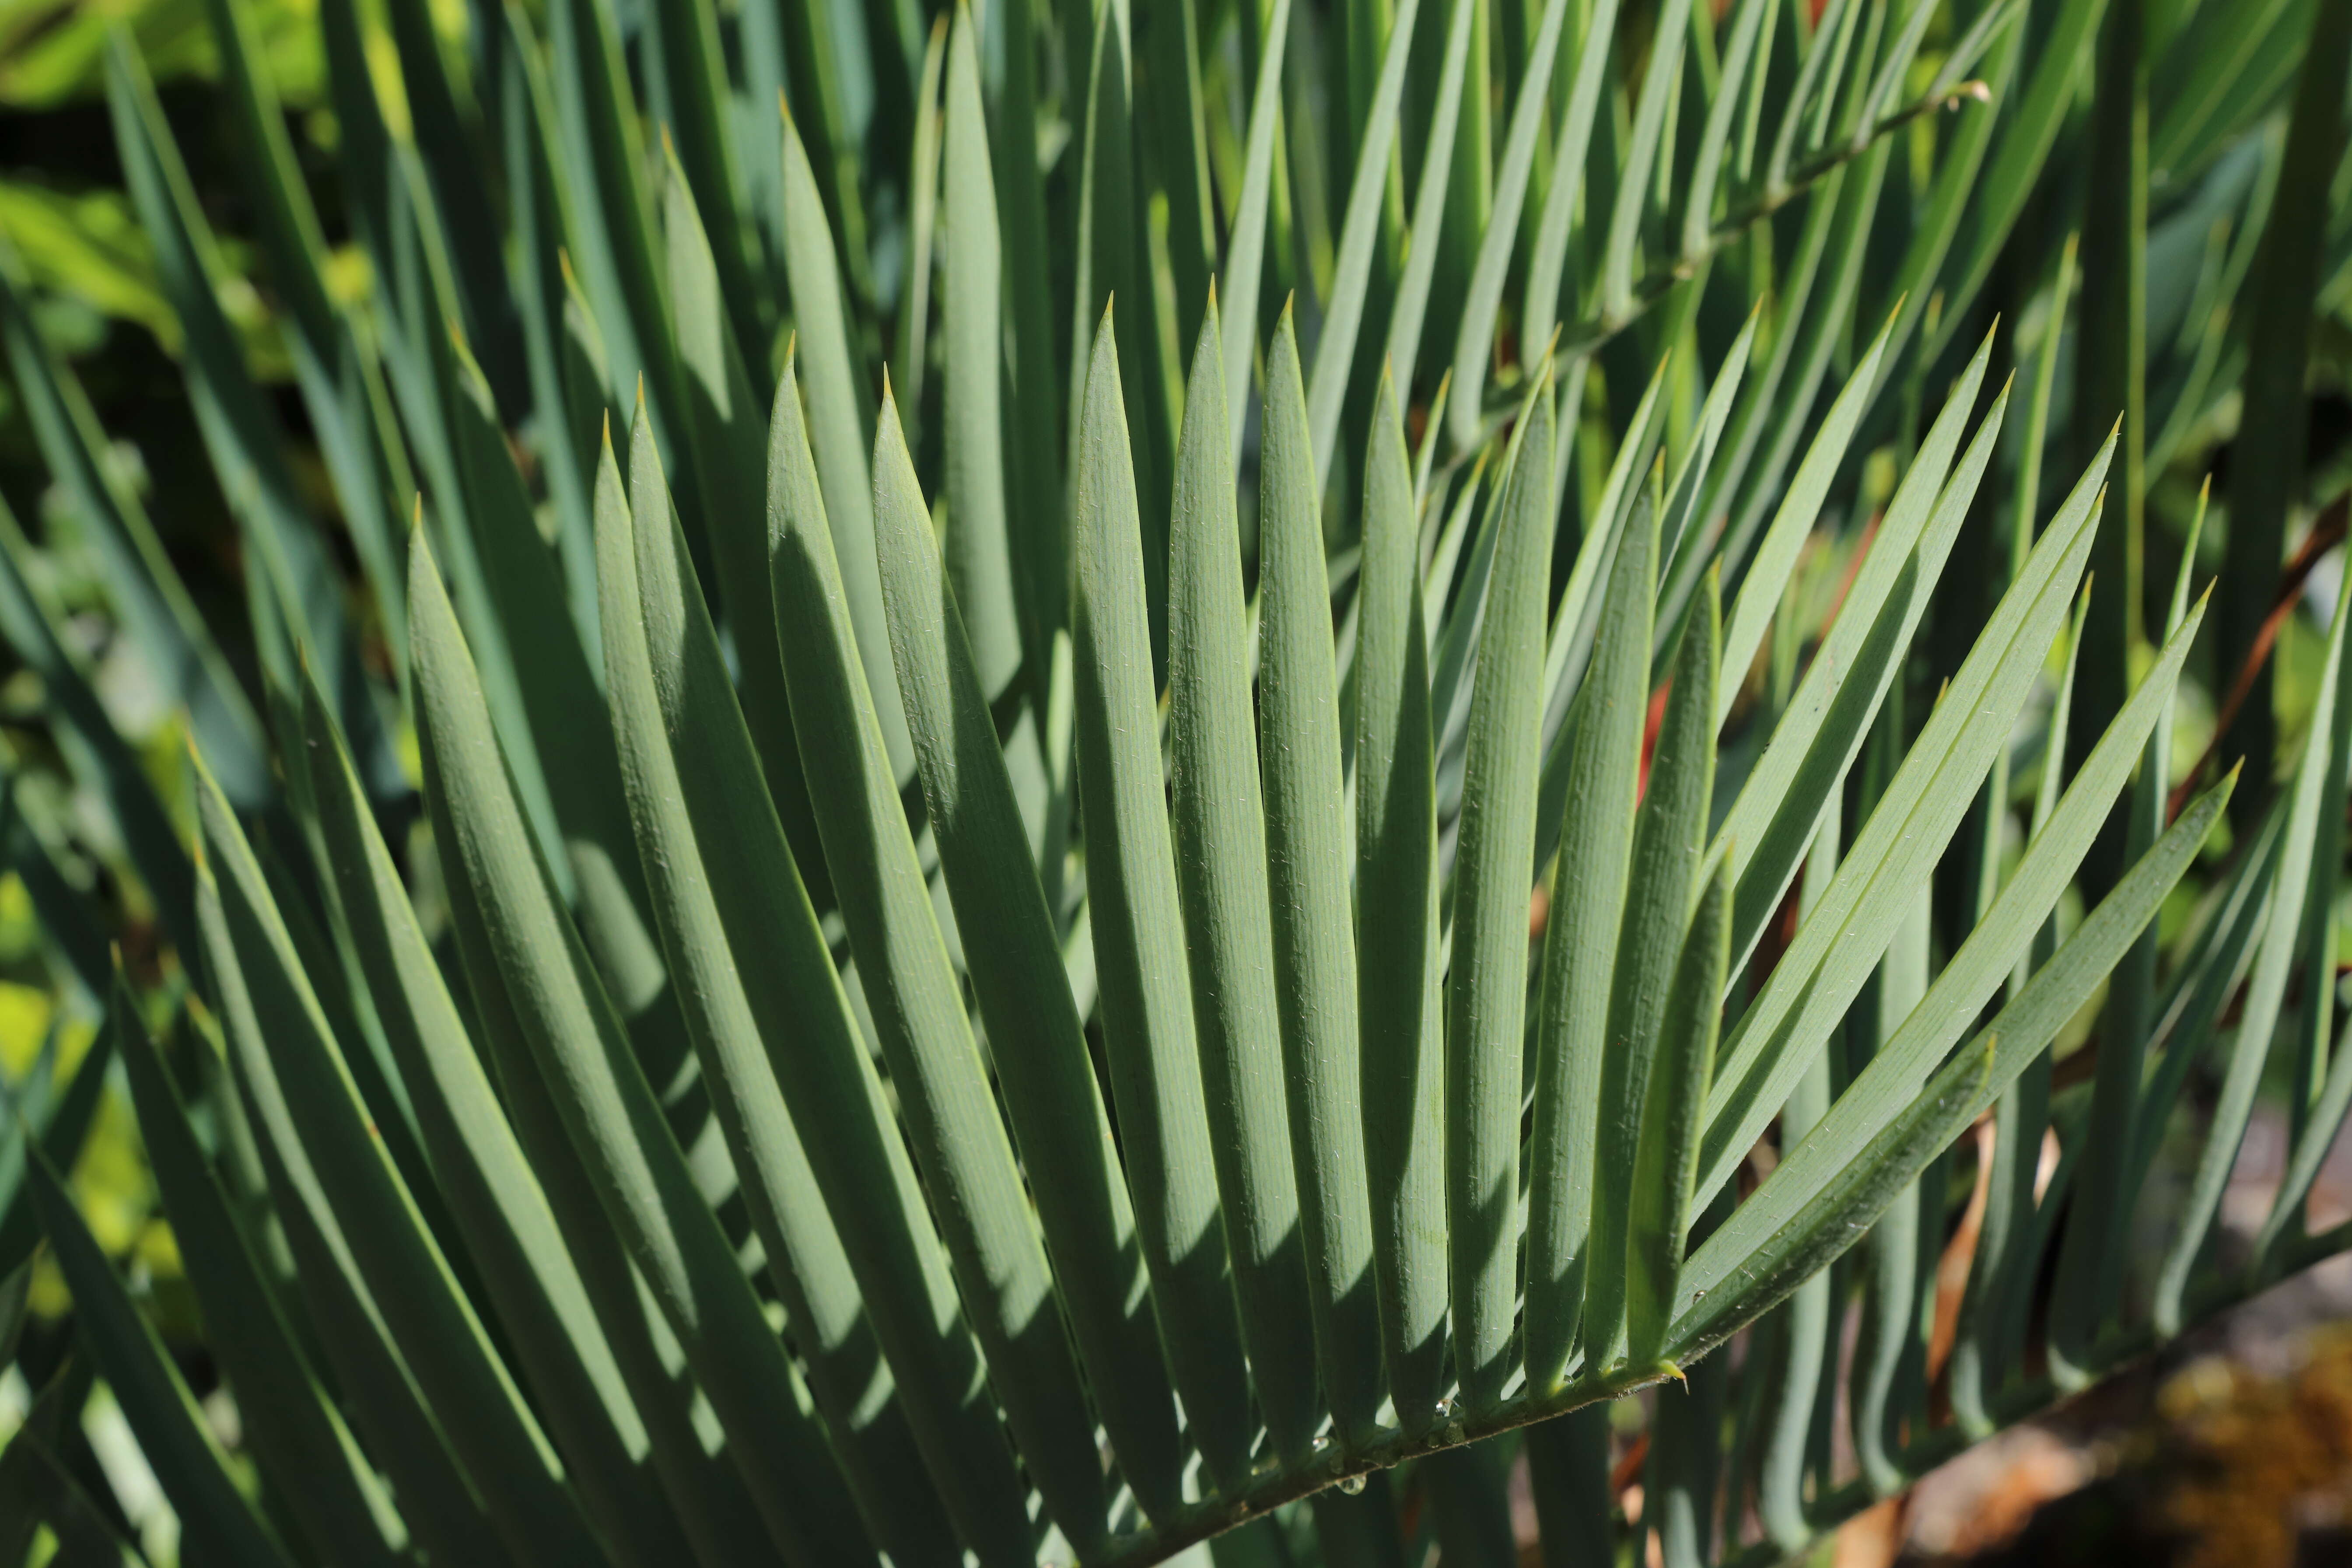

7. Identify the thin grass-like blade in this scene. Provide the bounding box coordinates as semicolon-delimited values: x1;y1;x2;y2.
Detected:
1445;364;1558;1411
985;1;1062;659
1960;581;2093;1420
2157;571;2352;1330
938;6;1023;698
1306;0;1423;483
192;746;606;1566
106;25;354;715
295;665;776;1567
1383;0;1476;398
1166;301;1320;1463
1925;0;2122;370
0;1025;112;1280
2049;551;2208;1384
1647;310;1760;663
1716;310;1900;721
1676;776;2236;1358
1428;462;1501;806
12;1422;140;1565
502;10;604;648
1069;1;1173;672
446;338;700;1140
26;1145;296;1567
897;21;945;430
1518;0;1624;371
870;342;1186;1522
1218;0;1293;469
382;0;520;400
2124;805;2282;1209
312;0;392;259
1754;804;1842;1546
1260;312;1383;1445
111;980;409;1567
1538;357;1668;736
0;1343;89;1560
1679;0;1776;260
644;0;760;364
1071;306;1257;1493
1715;115;1894;589
1624;856;1732;1367
410;529;864;1566
544;0;682;452
1715;341;2002;972
1355;365;1448;1435
776;103;910;780
190;911;509;1566
2256;743;2352;1274
1862;10;2021;401
655;158;837;906
1698;439;2115;1209
2216;0;2352;874
1597;0;1695;321
0;1024;75;1274
1582;577;1720;1369
778;377;1109;1550
1847;779;1932;1498
602;424;969;1567
1524;481;1659;1393
196;0;412;684
1445;0;1572;451
0;778;108;1005
1796;603;2207;1269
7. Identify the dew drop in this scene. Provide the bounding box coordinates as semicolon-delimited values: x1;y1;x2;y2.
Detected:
1337;1474;1367;1496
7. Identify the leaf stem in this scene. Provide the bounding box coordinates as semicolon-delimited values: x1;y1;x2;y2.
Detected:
1093;1359;1681;1566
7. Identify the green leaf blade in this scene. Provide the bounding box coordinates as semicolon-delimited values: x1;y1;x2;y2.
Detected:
1444;366;1559;1411
1524;478;1660;1394
26;1142;297;1568
940;6;1023;700
410;526;864;1567
191;743;606;1568
870;331;1188;1521
110;980;410;1568
1581;575;1720;1370
1071;307;1258;1493
1354;366;1448;1435
1165;302;1320;1464
1259;311;1383;1446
